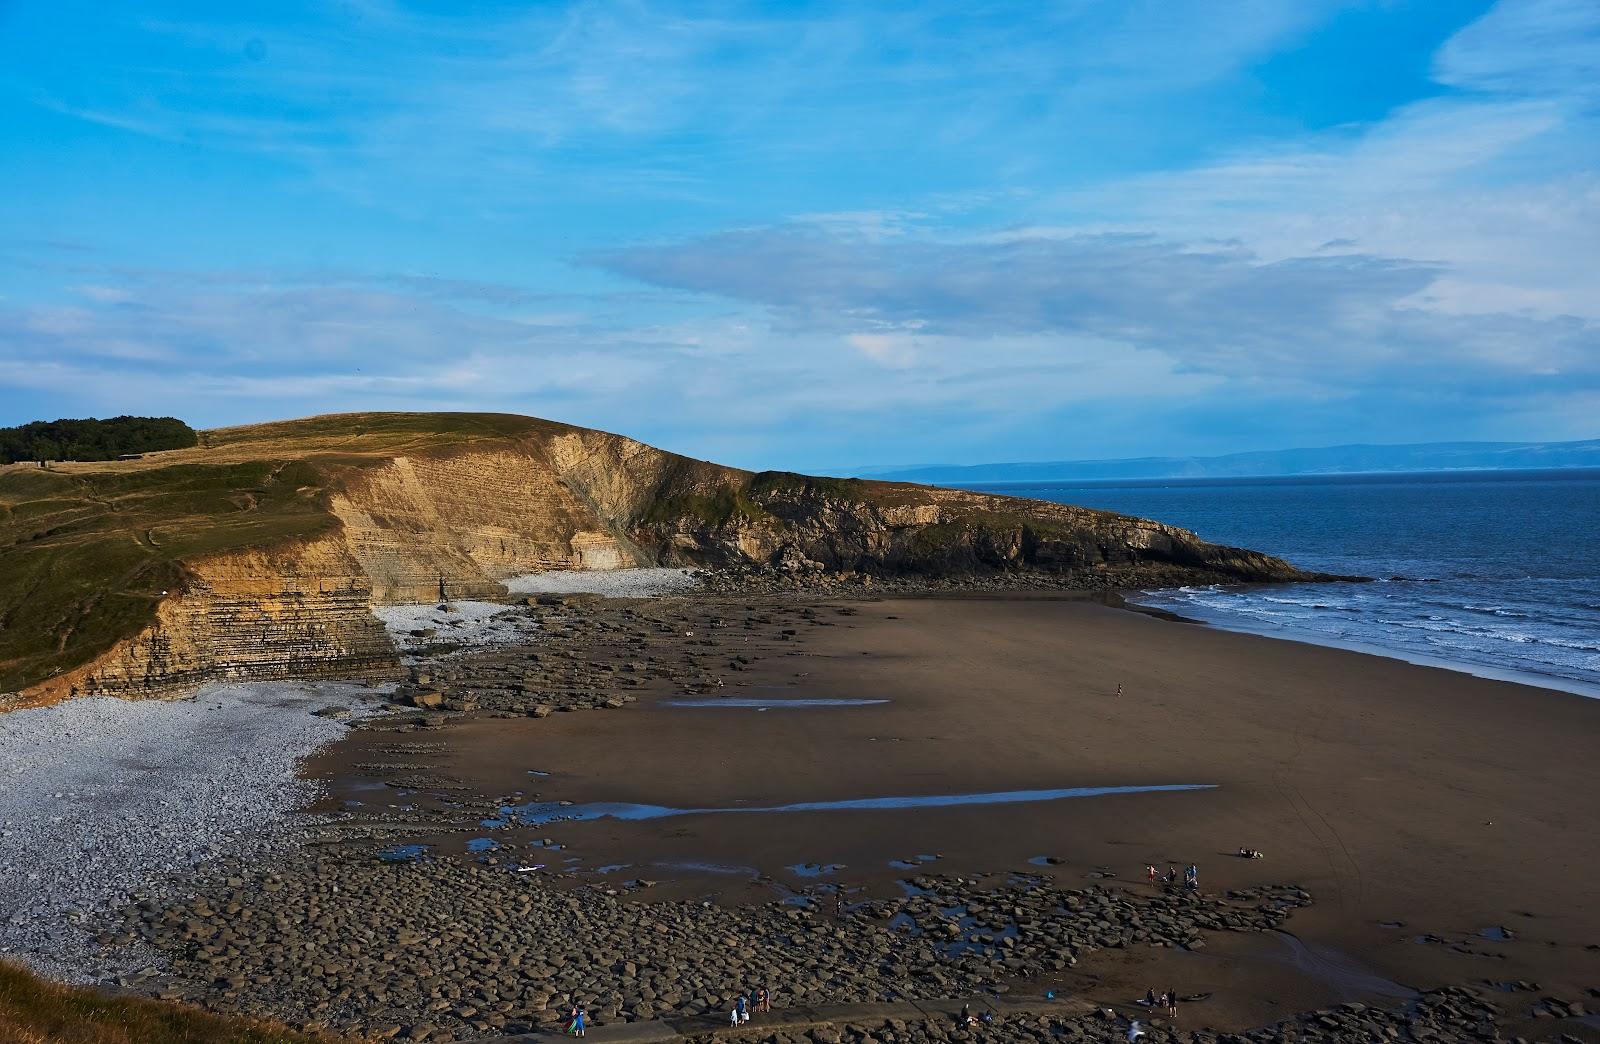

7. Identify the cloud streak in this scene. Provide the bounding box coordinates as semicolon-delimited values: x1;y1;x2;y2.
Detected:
590;226;1598;391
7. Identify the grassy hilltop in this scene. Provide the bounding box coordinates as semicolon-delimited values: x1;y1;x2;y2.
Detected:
0;412;1313;698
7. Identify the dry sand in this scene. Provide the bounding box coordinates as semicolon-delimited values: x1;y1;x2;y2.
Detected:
320;594;1600;1030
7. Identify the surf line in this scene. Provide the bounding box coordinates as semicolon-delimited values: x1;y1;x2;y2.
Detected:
489;784;1217;827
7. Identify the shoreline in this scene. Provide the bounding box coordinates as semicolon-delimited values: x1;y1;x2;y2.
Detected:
1126;590;1600;700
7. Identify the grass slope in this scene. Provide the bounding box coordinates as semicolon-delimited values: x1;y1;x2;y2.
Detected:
0;960;352;1044
0;461;336;694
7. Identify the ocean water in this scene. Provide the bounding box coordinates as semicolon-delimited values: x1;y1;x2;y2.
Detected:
972;469;1600;697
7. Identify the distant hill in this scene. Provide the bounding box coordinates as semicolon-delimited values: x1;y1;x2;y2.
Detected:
0;415;197;465
0;411;1316;704
857;439;1600;485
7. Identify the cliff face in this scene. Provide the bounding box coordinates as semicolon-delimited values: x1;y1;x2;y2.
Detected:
35;534;395;703
1;412;1316;706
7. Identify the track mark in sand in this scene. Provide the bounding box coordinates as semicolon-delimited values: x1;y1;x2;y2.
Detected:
1273;697;1366;914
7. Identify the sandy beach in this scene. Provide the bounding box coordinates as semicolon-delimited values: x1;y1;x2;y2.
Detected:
293;590;1600;1036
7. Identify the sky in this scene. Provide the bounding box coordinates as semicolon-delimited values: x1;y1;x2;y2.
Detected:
1;0;1596;472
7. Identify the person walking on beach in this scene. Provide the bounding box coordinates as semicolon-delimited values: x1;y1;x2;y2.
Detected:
757;987;770;1014
1145;864;1157;885
1165;866;1177;888
1167;990;1178;1018
737;994;750;1024
1185;864;1199;892
569;1007;587;1037
1116;682;1123;698
1144;987;1156;1008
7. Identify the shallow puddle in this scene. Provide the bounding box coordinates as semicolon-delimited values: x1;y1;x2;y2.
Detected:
491;784;1215;827
650;860;760;877
889;854;940;869
661;698;889;708
378;844;432;863
787;862;845;877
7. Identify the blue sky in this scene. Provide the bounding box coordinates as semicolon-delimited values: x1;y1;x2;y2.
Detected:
1;0;1596;471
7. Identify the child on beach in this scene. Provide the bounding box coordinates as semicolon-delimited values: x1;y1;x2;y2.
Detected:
568;1007;586;1037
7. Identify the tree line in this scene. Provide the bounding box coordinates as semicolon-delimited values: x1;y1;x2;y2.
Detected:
0;416;198;465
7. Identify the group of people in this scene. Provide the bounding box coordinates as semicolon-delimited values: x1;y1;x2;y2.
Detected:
1142;987;1179;1017
730;988;773;1026
1144;863;1200;892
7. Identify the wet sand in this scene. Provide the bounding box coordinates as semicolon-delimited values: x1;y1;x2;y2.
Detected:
315;594;1600;1031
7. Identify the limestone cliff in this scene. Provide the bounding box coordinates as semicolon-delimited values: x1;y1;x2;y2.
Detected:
0;412;1318;706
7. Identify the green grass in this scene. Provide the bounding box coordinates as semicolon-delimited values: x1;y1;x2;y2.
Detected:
638;484;772;527
0;959;353;1044
203;411;556;450
748;471;869;501
0;460;338;694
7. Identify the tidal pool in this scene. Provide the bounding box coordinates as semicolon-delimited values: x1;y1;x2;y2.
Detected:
490;784;1215;827
787;862;846;877
662;698;889;708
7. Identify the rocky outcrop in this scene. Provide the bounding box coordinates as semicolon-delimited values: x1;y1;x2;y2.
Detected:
4;413;1322;705
629;471;1306;583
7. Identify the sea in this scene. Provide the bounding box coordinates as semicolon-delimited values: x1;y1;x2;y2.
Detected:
971;469;1600;699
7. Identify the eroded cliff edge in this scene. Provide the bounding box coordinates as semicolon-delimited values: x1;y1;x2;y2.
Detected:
0;412;1319;706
